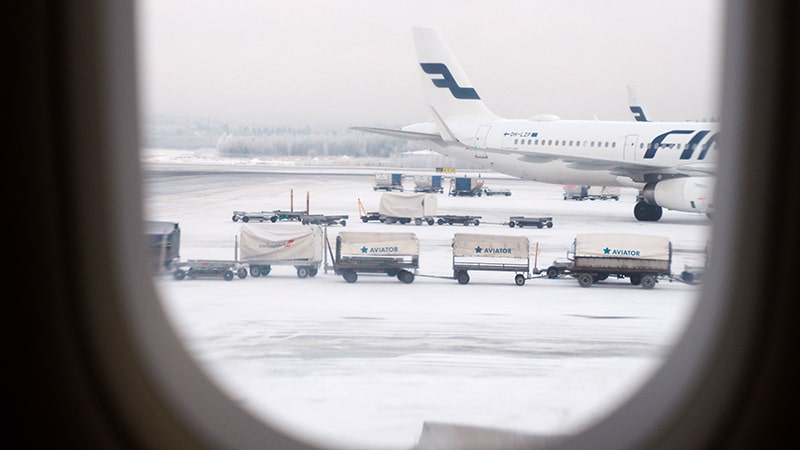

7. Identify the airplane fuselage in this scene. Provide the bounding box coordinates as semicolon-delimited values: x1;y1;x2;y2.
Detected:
436;118;718;187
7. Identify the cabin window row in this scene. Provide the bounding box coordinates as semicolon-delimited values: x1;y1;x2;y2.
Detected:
513;138;618;148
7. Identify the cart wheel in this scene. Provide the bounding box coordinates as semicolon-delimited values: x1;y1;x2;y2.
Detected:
437;218;445;225
340;220;347;227
242;216;249;223
173;269;186;280
249;266;260;277
456;271;470;285
343;270;358;283
508;222;515;228
473;219;480;226
546;221;553;228
641;275;656;289
537;223;543;228
224;270;234;281
362;217;369;223
427;218;434;225
398;270;415;284
232;215;239;222
296;266;309;278
237;268;247;279
630;274;642;286
515;274;526;286
415;218;423;226
546;266;560;279
270;216;277;223
386;269;398;277
577;273;593;287
309;267;318;277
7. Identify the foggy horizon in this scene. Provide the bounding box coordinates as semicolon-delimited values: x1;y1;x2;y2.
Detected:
137;0;723;131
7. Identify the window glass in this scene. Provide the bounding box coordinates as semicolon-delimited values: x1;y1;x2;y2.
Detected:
138;1;721;448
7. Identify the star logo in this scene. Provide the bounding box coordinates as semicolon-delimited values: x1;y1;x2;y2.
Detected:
603;247;611;254
360;246;368;253
474;246;482;254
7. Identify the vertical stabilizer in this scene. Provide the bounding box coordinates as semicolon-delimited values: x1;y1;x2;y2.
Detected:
413;27;500;123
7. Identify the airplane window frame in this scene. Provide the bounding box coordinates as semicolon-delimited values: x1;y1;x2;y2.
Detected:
17;0;797;449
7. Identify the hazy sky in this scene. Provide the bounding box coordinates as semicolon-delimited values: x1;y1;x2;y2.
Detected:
136;0;724;129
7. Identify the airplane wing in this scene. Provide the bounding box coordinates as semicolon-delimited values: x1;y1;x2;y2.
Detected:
349;127;445;146
481;147;715;181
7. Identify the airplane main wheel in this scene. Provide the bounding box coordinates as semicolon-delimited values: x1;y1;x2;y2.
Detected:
634;201;663;221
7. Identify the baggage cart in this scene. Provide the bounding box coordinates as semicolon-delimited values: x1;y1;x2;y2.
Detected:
451;233;531;285
507;216;554;228
448;176;484;196
435;214;482;226
331;231;419;283
378;192;437;225
546;233;672;289
239;223;324;278
373;172;404;191
413;174;444;193
301;213;349;226
173;260;248;281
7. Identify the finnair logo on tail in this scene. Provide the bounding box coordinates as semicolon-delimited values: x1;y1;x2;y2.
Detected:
420;63;480;100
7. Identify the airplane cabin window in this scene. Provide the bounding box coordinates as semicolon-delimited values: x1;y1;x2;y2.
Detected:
131;1;745;449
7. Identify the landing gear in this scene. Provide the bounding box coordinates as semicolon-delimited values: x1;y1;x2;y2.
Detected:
634;201;663;222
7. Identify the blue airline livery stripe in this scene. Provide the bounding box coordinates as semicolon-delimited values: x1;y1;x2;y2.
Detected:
420;63;480;100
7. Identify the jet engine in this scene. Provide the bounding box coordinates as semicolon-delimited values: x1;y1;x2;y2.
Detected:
641;177;714;213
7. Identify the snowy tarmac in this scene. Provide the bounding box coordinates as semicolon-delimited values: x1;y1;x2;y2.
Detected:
143;155;710;449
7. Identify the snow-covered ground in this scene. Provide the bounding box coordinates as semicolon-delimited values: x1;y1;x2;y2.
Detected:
143;149;710;449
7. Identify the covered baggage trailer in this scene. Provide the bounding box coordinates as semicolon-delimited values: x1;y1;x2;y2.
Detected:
548;233;672;289
374;172;404;191
173;260;247;281
145;220;181;273
378;192;437;225
333;231;419;283
507;216;554;228
452;233;531;286
448;176;484;196
413;174;444;193
239;223;324;278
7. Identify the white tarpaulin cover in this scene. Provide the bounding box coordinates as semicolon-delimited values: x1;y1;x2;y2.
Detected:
574;233;671;260
452;233;530;259
239;223;323;262
338;232;419;257
378;192;437;218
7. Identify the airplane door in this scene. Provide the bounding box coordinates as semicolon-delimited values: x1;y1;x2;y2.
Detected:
473;126;490;158
624;135;639;161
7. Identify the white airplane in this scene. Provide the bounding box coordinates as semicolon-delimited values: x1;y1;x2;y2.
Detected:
352;27;718;221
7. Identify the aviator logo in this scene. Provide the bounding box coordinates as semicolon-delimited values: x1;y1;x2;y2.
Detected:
420;63;480;100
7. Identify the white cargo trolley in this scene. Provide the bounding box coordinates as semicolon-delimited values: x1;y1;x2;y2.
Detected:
239;223;323;278
451;233;532;286
332;231;419;283
547;233;672;289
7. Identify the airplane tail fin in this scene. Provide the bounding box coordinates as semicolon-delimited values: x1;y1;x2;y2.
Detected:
413;27;500;124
